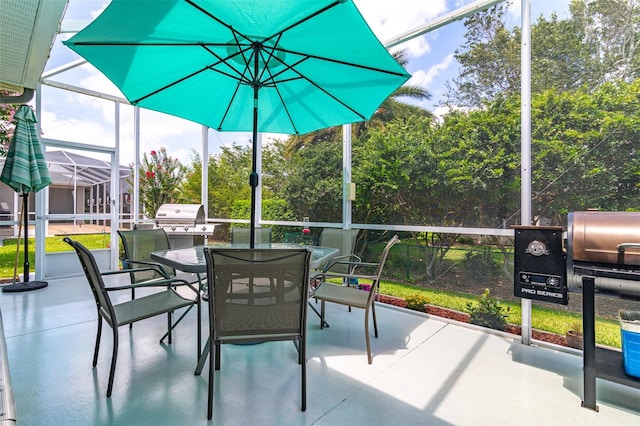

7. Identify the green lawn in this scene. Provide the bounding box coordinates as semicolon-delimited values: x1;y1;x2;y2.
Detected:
379;280;621;348
0;234;111;278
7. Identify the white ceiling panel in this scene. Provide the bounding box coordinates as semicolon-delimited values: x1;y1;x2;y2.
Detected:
0;0;68;92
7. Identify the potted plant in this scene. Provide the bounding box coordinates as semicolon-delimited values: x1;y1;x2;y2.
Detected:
565;320;583;349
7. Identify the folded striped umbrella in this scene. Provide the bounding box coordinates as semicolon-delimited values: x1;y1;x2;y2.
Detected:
1;105;51;194
1;105;51;292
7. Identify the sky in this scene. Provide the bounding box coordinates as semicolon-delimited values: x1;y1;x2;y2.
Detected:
38;0;571;166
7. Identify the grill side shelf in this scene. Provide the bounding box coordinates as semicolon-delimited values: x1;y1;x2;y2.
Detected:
581;276;640;412
595;347;640;388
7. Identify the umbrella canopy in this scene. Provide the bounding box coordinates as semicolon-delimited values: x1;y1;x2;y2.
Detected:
64;0;411;246
1;105;52;194
0;105;52;291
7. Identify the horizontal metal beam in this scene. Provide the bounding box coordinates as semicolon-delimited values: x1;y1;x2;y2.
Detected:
383;0;506;48
259;219;515;237
41;138;116;154
40;78;128;104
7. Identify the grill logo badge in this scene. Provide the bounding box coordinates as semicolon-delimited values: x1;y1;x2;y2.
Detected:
526;240;549;256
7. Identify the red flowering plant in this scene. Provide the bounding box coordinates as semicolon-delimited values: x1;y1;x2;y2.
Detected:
0;91;19;156
131;147;185;218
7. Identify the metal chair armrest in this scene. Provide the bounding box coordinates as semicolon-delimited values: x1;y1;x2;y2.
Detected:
104;276;198;295
321;254;361;272
120;259;172;278
102;266;166;278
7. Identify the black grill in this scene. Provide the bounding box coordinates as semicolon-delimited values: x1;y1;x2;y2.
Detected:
567;211;640;298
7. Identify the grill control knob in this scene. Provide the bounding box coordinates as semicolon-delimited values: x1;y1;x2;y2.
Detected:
171;225;176;231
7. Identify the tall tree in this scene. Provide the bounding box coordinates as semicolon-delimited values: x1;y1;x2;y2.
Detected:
446;3;520;107
180;140;294;220
530;80;640;219
283;140;343;223
284;49;432;157
569;0;640;83
447;0;640;107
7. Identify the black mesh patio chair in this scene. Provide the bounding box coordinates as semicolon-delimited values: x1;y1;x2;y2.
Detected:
118;228;178;281
64;237;198;398
312;235;400;364
314;228;360;274
197;248;311;420
118;228;203;350
230;226;272;244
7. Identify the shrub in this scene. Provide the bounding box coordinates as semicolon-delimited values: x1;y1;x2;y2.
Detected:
457;236;475;245
405;294;430;312
465;288;509;330
462;248;498;280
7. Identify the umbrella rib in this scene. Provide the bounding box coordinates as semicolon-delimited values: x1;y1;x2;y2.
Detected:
276;48;408;78
260;53;368;121
217;83;243;130
201;43;253;84
184;1;263;86
270;83;300;135
285;70;368;121
185;0;256;48
261;0;345;47
133;64;216;104
255;34;284;84
133;46;252;103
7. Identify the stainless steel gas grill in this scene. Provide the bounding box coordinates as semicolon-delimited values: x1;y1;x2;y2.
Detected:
565;211;640;411
154;204;216;249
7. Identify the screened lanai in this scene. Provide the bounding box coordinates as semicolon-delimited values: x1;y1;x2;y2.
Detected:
0;0;602;349
2;0;640;423
0;150;131;231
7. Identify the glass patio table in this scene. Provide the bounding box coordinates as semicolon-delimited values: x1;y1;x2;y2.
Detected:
150;243;338;273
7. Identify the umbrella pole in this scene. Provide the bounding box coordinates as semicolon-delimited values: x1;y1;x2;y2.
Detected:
3;193;48;292
249;50;260;249
11;202;24;284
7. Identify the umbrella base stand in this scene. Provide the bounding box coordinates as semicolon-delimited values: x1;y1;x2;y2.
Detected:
2;280;48;293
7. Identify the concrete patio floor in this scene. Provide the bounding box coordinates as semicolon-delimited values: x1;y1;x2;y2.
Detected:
1;276;638;425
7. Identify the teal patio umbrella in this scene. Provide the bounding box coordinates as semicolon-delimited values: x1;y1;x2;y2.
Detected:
64;0;410;247
1;105;52;292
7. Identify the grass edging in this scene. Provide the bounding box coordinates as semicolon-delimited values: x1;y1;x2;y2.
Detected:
379;280;621;349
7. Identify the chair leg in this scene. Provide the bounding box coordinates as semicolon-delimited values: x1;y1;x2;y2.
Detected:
372;302;378;338
166;312;173;344
301;336;307;412
215;342;221;371
320;301;326;329
197;294;202;358
107;326;119;397
194;338;210;376
207;337;214;420
129;288;135;330
93;316;103;367
160;305;195;344
364;307;372;364
308;300;330;328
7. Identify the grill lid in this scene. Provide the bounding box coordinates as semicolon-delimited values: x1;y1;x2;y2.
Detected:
155;204;205;224
569;211;640;266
